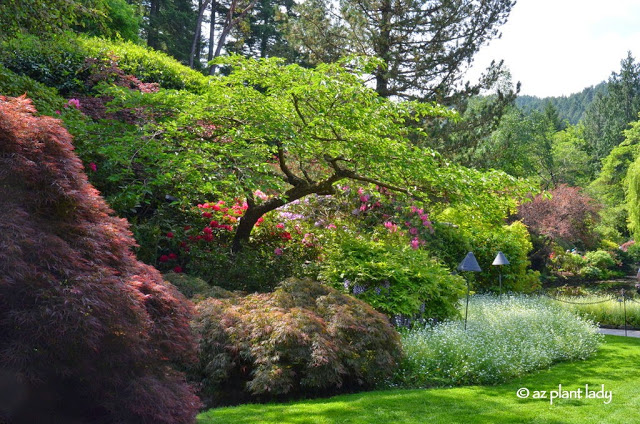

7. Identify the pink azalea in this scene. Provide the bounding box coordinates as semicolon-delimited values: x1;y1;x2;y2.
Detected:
410;238;420;250
67;98;81;109
88;162;97;172
274;247;283;256
254;189;269;200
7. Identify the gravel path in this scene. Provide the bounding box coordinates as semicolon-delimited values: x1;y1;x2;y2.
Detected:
599;328;640;338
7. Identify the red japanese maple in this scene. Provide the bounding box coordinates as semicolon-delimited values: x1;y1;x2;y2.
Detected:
0;96;200;423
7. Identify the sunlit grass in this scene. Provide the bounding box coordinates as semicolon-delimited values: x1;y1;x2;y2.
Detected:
198;336;640;424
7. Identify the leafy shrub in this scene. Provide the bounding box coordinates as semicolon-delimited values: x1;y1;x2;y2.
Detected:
395;295;603;387
460;222;540;293
319;231;466;319
551;251;587;274
0;64;65;115
1;33;210;96
0;33;88;95
163;272;222;300
192;278;402;406
584;249;616;270
0;96;199;423
578;265;603;279
78;36;211;92
77;0;141;42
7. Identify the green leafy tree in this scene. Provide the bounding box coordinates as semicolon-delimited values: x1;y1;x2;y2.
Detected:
590;119;640;240
77;0;142;41
583;52;640;166
88;55;530;253
551;124;592;187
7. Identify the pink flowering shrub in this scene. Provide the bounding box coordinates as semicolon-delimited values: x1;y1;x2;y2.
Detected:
155;199;321;292
0;96;199;424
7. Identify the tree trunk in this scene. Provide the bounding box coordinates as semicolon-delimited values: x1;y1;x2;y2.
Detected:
231;199;285;253
208;0;217;63
189;0;211;68
374;0;392;98
147;0;161;49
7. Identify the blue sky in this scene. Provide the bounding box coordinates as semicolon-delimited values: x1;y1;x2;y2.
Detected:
468;0;640;97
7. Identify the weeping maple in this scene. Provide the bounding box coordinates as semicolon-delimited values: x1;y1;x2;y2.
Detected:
0;96;199;423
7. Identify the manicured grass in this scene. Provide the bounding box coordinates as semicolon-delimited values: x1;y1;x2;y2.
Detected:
198;335;640;423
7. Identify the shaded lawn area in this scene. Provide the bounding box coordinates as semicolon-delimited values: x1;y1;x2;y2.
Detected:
198;335;640;423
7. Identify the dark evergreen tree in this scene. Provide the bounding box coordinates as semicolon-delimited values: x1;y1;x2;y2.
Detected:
285;0;515;102
141;0;199;65
583;52;640;167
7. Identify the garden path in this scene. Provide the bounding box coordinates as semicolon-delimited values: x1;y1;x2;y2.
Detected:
599;328;640;337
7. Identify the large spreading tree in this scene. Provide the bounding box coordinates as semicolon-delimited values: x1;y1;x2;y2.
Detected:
97;56;531;252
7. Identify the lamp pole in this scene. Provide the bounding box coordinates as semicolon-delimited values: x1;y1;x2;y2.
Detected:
492;251;510;298
457;252;482;330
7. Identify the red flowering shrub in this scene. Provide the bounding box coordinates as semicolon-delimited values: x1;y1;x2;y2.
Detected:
0;96;200;423
156;199;321;292
192;278;402;406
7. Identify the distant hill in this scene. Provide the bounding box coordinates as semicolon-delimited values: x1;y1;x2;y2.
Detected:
516;82;608;125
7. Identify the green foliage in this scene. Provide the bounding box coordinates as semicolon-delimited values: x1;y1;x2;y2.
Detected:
516;83;607;125
550;251;587;274
627;153;640;241
78;36;211;92
162;272;221;300
591;118;640;241
551;124;593;187
430;211;540;293
0;34;88;95
0;64;65;115
584;250;616;270
0;0;110;38
319;231;466;319
395;295;602;387
463;222;540;293
77;0;141;41
192;278;403;406
583;52;640;167
558;294;640;329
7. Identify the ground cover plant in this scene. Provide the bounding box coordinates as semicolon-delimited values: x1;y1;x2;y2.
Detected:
395;295;602;387
198;335;639;424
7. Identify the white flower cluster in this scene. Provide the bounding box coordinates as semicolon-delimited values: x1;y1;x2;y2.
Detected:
396;295;603;387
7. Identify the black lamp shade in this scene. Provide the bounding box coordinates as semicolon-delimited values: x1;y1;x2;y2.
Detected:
458;252;482;272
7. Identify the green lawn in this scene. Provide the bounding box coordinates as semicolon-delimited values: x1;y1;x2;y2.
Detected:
198;335;640;424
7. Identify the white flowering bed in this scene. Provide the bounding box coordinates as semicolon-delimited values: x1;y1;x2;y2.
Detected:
396;295;603;387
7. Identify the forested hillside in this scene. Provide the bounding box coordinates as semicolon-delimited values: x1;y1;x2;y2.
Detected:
516;82;607;125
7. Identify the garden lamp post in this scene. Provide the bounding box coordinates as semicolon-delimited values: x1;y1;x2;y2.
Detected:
492;251;510;298
457;252;482;330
